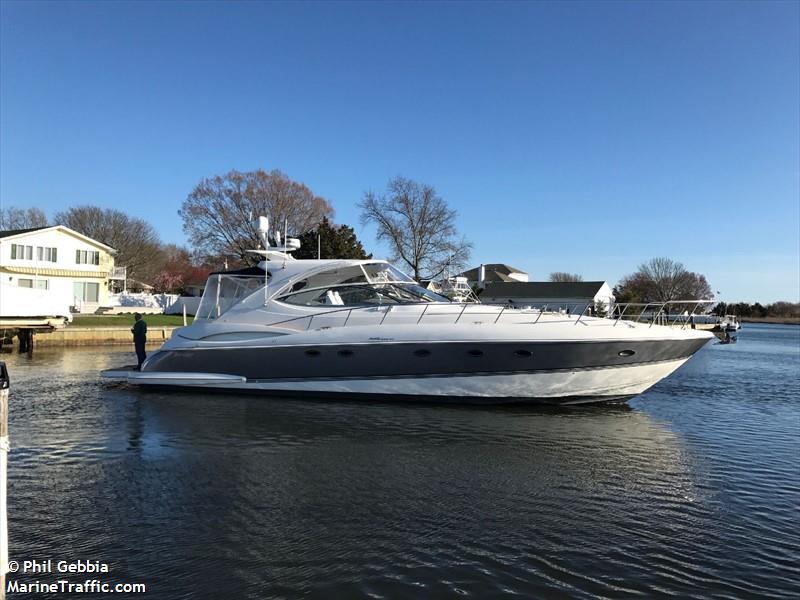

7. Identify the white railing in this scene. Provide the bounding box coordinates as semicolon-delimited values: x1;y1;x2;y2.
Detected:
264;300;714;332
608;300;715;329
108;266;127;280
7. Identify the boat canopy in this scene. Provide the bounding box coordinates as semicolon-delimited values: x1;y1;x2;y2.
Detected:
196;272;265;320
276;262;450;307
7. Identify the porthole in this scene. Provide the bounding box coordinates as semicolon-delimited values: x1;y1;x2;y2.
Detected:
338;349;354;357
467;349;484;357
305;349;321;357
514;349;533;358
413;349;431;357
618;350;635;357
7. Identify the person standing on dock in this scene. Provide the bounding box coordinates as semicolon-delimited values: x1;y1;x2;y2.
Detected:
131;313;147;370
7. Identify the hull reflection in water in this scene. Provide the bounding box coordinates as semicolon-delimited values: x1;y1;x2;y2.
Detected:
103;391;707;598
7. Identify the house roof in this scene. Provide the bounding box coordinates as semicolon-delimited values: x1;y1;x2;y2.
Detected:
0;227;50;239
481;281;610;299
459;263;527;282
0;225;117;253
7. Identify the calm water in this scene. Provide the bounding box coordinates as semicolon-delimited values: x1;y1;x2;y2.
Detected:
3;324;799;599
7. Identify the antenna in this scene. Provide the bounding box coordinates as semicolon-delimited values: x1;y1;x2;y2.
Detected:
256;216;269;305
283;218;288;268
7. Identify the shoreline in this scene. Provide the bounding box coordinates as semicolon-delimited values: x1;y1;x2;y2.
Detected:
740;317;800;325
1;319;797;351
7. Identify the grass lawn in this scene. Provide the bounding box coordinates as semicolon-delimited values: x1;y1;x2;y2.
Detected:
71;314;193;327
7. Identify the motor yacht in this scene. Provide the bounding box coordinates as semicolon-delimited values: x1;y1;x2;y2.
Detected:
103;220;713;404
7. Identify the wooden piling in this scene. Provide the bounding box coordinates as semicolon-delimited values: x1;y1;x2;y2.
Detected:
0;362;8;600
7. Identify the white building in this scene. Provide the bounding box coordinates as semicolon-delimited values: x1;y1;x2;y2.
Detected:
0;226;119;315
480;281;616;313
458;263;529;288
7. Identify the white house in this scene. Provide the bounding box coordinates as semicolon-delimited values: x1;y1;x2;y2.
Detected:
479;281;616;313
0;226;119;315
459;264;529;288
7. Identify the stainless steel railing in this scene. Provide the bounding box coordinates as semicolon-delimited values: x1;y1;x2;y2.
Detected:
263;299;714;332
608;300;715;329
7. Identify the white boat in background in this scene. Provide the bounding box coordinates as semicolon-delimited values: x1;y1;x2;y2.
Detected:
102;217;714;404
0;281;72;328
439;275;479;303
718;315;741;332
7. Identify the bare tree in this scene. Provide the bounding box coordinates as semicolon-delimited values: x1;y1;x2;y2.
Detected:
179;169;334;265
615;257;713;302
359;176;472;280
54;205;162;282
0;206;48;229
549;272;583;282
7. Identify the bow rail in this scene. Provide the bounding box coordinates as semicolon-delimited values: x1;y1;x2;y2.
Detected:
262;300;714;332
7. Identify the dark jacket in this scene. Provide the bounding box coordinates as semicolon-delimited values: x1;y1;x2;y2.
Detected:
132;320;147;345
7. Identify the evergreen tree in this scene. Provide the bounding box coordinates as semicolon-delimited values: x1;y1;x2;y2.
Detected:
294;217;371;260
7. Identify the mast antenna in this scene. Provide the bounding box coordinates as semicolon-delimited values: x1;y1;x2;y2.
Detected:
256;216;269;306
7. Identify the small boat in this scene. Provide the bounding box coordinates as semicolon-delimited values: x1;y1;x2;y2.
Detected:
718;315;741;332
102;217;714;404
439;275;479;303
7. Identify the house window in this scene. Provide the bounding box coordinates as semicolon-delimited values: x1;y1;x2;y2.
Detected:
19;279;49;290
10;244;34;260
75;250;100;265
35;246;58;262
73;281;99;303
17;277;50;290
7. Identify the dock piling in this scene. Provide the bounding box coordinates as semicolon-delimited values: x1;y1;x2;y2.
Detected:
0;362;9;600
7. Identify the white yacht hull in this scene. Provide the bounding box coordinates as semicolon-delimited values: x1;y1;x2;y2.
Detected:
106;356;689;404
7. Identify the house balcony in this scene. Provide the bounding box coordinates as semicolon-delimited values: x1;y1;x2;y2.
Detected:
109;266;127;281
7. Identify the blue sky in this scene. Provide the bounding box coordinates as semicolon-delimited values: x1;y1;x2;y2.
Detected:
1;0;798;303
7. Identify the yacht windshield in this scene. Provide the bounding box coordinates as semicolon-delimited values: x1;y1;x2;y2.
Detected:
277;262;448;307
279;282;449;307
363;263;414;283
195;274;265;319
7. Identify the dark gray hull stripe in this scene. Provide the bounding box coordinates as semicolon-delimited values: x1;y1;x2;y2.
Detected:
170;337;704;350
145;338;709;380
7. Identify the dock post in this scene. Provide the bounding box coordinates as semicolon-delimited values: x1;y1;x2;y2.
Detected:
0;361;9;600
17;330;33;355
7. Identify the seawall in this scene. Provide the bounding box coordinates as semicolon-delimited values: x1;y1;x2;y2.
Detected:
33;327;177;347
